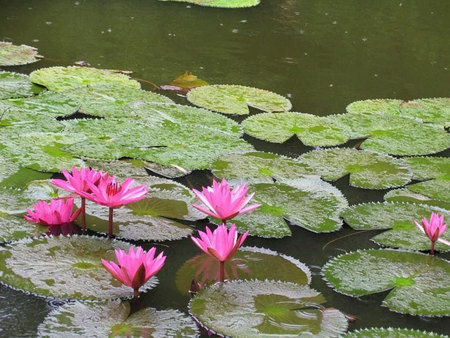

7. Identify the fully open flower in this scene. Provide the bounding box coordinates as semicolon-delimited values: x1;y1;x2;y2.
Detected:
192;178;260;223
191;224;248;282
414;212;449;254
24;198;81;226
101;246;166;298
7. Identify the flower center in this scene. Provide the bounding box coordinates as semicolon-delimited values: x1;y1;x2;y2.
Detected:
106;182;121;196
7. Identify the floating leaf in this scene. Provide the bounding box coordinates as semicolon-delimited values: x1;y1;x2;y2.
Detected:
86;159;149;178
404;157;450;180
343;327;449;338
346;99;403;115
384;188;450;211
342;201;450;251
190;280;348;337
211;151;311;184
322;249;450;316
230;177;348;237
176;246;311;294
187;85;291;115
0;71;34;99
408;179;450;203
0;212;47;242
143;161;191;178
299;148;411;189
0;42;41;66
0;236;158;300
30;66;140;92
159;0;260;8
161;72;209;92
243;112;349;146
61;84;172;118
0;155;21;185
400;98;450;126
38;300;199;337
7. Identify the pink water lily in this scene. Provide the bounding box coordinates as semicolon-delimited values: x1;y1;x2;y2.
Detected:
101;246;166;298
192;178;260;223
51;167;104;232
414;212;449;254
24;198;81;226
191;223;249;282
84;175;148;237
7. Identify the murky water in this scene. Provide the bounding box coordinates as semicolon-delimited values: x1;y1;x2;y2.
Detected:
1;0;450;336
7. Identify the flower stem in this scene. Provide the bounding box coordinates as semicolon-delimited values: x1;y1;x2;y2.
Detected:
219;261;225;282
431;241;435;255
108;207;114;238
133;288;139;299
81;197;86;232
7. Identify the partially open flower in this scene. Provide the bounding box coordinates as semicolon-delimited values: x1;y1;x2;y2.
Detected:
51;166;103;196
24;198;81;226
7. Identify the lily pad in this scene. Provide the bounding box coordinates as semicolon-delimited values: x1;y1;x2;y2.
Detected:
0;42;41;66
346;99;403;115
0;236;158;300
404;157;450;180
187;84;291;115
161;72;209;92
400;98;450;126
176;246;312;294
189;280;348;337
243;112;349;146
298;148;412;189
0;212;47;243
231;177;348;237
30;66;140;92
384;188;450;211
61;84;172;118
341;201;450;251
210;151;311;184
407;179;450;203
159;0;260;8
83;176;202;241
322;249;450;316
0;71;34;99
38;300;199;337
85;159;150;178
343;327;449;338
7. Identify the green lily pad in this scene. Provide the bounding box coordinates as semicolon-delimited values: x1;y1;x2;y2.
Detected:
211;151;311;184
343;327;449;338
404;157;450;180
346;99;403;115
408;179;450;203
0;132;86;172
342;201;450;251
0;71;34;99
30;66;140;92
322;249;450;316
384;188;450;211
61;84;172;118
0;167;52;189
0;42;41;66
38;300;199;337
298;148;412;189
189;280;348;337
176;246;311;294
0;212;47;243
84;176;202;241
231;177;348;237
0;236;158;300
400;98;450;126
159;0;260;8
165;72;209;91
187;85;291;115
85;159;149;178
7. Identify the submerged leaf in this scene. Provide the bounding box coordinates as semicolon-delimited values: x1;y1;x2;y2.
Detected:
0;42;41;66
161;72;209;92
189;280;348;337
187;84;291;115
0;71;34;99
322;249;450;316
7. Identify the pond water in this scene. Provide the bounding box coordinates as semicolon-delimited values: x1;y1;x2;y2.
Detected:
1;0;450;336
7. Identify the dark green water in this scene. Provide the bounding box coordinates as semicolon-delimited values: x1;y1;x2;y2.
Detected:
1;0;450;336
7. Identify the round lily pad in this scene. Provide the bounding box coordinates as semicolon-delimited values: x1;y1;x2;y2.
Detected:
404;157;450;180
30;66;140;92
322;249;450;316
189;280;348;337
187;84;291;115
343;327;449;338
61;84;172;118
400;98;450;126
176;246;311;294
231;177;348;237
407;179;450;203
0;42;41;66
0;236;158;300
159;0;260;8
85;159;149;178
346;99;403;115
384;188;450;211
38;300;199;337
298;148;412;189
0;212;47;243
211;151;311;184
242;112;349;146
341;201;450;251
0;71;34;99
